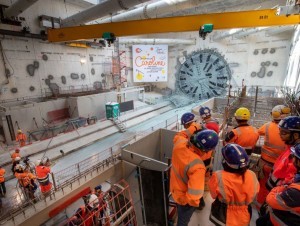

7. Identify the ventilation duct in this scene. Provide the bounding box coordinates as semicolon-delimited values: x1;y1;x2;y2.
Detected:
4;0;39;17
100;0;209;23
266;25;295;36
61;0;152;27
119;38;196;45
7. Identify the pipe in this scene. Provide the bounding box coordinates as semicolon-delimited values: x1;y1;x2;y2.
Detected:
100;0;208;23
119;38;196;45
61;0;152;27
99;0;264;24
266;25;295;36
234;27;268;39
4;0;39;17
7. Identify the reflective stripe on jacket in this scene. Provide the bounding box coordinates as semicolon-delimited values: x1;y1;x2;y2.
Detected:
170;137;206;207
226;125;259;153
208;170;260;226
36;166;51;186
15;172;36;187
258;122;286;164
173;122;202;143
266;146;297;191
11;153;21;162
266;181;300;226
0;168;5;183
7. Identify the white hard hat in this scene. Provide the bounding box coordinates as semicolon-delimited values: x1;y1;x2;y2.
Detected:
35;159;41;166
15;157;21;161
15;164;24;171
88;194;99;208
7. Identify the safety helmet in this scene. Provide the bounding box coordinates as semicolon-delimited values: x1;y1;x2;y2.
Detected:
278;116;300;132
17;129;22;133
271;105;291;120
95;185;102;191
15;164;24;171
199;106;211;119
222;144;249;169
181;112;195;125
191;129;219;151
15;148;20;152
234;107;250;120
35;159;41;166
291;144;300;160
15;157;21;162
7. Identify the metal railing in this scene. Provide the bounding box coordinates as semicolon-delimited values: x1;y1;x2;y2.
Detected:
0;115;179;224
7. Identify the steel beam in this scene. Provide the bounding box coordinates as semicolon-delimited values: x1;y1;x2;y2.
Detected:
48;9;299;42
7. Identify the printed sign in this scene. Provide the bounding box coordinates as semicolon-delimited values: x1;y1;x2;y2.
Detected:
133;45;168;82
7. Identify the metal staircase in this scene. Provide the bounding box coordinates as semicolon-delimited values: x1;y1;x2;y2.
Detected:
113;114;127;132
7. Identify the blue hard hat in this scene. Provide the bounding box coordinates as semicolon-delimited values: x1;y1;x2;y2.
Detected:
181;112;195;125
278;116;300;132
191;129;219;151
291;143;300;160
199;106;211;119
94;185;102;191
222;144;249;169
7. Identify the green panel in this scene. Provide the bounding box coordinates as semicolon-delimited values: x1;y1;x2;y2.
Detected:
105;102;120;119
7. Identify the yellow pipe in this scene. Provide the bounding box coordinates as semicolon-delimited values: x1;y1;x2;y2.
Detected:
48;9;299;42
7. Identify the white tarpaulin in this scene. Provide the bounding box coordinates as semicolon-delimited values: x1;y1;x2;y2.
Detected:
132;45;168;82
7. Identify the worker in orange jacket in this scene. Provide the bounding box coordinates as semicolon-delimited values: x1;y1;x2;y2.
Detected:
257;143;300;226
16;129;27;147
199;106;220;134
14;164;37;200
256;105;290;210
174;112;202;143
208;144;259;226
225;107;259;155
171;129;219;226
35;158;52;195
266;116;300;192
11;148;21;163
0;166;6;197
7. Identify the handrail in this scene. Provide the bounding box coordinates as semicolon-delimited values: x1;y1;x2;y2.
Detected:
0;115;179;223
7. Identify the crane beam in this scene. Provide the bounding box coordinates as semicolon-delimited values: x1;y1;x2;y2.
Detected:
48;9;299;42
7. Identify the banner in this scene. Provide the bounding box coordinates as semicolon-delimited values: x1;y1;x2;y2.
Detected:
133;45;168;82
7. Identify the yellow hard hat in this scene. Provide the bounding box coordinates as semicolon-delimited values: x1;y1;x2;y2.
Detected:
234;107;250;120
17;129;22;133
271;105;291;120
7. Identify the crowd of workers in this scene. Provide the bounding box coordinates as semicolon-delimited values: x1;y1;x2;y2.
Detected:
6;149;53;202
67;185;109;226
170;105;300;226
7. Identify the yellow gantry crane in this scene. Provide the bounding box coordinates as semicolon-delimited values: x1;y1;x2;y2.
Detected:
48;9;299;42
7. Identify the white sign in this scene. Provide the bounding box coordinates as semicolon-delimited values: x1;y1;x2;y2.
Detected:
133;45;168;82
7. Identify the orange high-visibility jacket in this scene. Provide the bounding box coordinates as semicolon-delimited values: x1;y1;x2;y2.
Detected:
11;152;21;162
15;172;36;187
170;137;206;207
209;170;260;226
266;146;297;190
225;124;259;151
16;133;26;147
173;122;202;143
258;122;286;164
36;165;52;193
266;180;300;226
0;168;5;183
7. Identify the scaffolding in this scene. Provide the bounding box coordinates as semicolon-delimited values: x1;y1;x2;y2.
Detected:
65;180;137;226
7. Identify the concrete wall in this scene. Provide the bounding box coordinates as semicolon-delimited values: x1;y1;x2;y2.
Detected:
1;98;67;143
121;29;293;92
0;0;115;101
